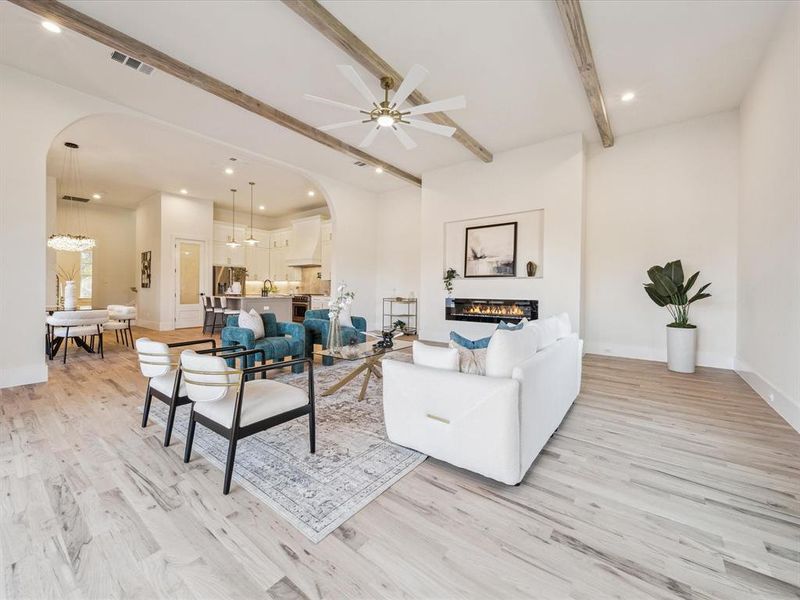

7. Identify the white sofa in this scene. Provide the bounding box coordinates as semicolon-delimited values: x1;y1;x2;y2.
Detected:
382;324;582;485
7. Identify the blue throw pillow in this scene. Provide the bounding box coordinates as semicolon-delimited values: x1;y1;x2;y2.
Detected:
449;331;491;349
497;320;524;331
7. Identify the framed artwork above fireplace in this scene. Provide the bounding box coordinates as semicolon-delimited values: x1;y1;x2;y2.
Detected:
464;222;517;278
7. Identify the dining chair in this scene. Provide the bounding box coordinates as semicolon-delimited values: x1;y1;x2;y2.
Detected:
181;351;315;495
46;309;108;363
105;304;137;347
135;337;246;447
210;297;226;336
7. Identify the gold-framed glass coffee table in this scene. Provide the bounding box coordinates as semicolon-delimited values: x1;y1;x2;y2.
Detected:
315;340;413;401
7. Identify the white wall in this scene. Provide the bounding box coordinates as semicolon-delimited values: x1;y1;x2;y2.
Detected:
419;134;585;342
55;200;137;309
584;112;739;368
45;176;57;305
375;187;422;328
0;65;130;388
135;193;162;329
736;3;800;431
160;192;214;330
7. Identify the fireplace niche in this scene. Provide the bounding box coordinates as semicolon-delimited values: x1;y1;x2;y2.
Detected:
445;298;538;324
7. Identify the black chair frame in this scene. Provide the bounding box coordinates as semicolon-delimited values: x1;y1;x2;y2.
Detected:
141;338;245;447
111;318;136;348
47;323;104;364
183;355;315;495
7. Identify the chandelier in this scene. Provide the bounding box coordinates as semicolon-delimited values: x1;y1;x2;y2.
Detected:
47;142;96;252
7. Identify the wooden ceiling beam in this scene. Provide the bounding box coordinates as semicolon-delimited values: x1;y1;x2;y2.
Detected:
555;0;614;147
9;0;422;186
282;0;493;163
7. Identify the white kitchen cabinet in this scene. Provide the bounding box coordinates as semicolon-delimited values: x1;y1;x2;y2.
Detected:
270;228;291;249
268;246;301;281
245;245;270;280
213;241;245;266
310;296;330;310
320;238;332;280
320;221;333;242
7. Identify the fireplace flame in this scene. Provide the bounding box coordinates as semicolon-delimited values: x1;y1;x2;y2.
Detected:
462;304;525;317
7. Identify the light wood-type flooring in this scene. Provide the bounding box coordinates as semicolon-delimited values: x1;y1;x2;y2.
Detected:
1;327;798;599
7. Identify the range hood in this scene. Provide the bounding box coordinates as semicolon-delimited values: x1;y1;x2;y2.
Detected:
286;215;322;267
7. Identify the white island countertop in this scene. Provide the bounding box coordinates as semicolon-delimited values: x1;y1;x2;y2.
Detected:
218;295;292;323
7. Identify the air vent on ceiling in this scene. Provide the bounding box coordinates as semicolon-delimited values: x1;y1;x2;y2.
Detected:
353;161;367;167
110;50;154;75
62;195;90;203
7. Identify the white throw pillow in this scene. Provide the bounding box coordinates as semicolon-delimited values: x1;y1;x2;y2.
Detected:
238;309;265;340
485;326;540;378
413;341;459;371
531;316;560;349
338;305;354;329
448;340;487;375
554;312;572;339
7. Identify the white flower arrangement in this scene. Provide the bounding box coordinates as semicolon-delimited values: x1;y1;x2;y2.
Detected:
328;282;355;318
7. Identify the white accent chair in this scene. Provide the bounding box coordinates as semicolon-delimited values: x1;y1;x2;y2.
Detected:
46;309;108;363
105;304;137;347
382;325;583;485
180;351;315;494
135;337;245;447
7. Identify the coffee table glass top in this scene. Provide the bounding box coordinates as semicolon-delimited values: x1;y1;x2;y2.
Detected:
315;340;412;361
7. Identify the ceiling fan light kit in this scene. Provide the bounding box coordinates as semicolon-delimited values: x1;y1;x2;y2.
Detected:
307;64;466;150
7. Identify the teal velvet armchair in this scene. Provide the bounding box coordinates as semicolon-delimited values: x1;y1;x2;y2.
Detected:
303;309;367;366
222;313;306;373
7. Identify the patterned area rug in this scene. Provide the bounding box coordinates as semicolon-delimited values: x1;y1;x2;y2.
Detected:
145;356;425;543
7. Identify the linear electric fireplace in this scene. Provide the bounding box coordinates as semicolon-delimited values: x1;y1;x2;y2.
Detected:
445;298;538;324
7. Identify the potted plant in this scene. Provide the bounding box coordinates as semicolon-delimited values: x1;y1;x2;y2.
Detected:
443;268;459;307
393;319;407;334
643;260;711;373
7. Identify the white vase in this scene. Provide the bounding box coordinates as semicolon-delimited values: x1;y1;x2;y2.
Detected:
64;280;77;310
666;326;697;373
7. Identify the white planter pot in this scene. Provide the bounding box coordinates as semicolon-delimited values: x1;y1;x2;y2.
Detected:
666;326;697;373
64;280;77;310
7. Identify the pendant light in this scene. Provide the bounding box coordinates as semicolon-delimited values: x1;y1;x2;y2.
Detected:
226;188;241;248
47;142;97;252
244;181;258;245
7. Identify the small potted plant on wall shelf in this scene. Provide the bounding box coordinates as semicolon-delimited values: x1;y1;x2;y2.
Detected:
443;267;459;307
643;260;711;373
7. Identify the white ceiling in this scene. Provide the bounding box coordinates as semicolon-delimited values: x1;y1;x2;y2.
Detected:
0;0;788;191
48;114;327;214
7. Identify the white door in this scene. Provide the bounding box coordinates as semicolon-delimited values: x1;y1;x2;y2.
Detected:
175;239;205;328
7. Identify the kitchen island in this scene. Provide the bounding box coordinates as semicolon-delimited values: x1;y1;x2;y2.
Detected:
216;295;292;323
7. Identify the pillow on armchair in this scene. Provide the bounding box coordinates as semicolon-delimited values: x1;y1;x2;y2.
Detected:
238;309;265;339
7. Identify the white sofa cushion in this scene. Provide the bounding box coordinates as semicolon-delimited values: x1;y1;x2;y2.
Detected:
528;316;560;349
238;308;265;340
448;340;487;375
193;379;308;428
485;326;540;378
413;341;459;371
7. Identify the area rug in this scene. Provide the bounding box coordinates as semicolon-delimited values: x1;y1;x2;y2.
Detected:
144;356;425;543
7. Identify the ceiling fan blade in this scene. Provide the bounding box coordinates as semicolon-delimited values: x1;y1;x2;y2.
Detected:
405;95;466;116
391;125;417;150
318;119;366;131
390;64;429;108
304;94;364;113
337;65;378;105
358;126;381;148
405;119;457;137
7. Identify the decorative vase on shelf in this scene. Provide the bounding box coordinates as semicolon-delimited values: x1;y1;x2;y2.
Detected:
64;280;77;310
327;315;343;354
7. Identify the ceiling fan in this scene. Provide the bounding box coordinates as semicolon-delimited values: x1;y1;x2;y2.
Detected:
305;64;466;150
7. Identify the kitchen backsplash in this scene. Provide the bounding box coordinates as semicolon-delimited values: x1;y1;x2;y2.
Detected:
244;269;329;296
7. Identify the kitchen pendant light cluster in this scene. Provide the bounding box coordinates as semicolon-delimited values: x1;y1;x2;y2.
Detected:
47;142;97;252
244;182;258;246
226;188;241;248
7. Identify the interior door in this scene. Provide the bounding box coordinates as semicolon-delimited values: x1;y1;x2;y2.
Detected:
175;239;205;328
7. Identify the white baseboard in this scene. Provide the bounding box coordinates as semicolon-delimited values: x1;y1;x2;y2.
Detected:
734;358;800;433
583;341;733;369
0;362;48;389
135;320;175;332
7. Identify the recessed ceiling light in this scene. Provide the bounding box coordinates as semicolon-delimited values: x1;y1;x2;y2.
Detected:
42;21;62;33
375;166;384;174
92;193;102;200
259;205;265;210
225;167;234;175
307;190;315;197
621;91;636;102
